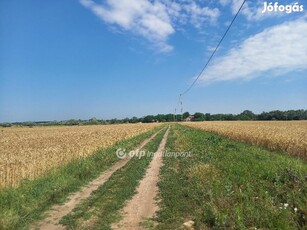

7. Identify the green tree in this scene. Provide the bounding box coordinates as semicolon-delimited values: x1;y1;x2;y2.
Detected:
205;113;211;121
142;115;155;123
238;110;256;120
165;114;174;122
154;114;166;122
183;112;190;119
193;112;205;121
129;117;139;123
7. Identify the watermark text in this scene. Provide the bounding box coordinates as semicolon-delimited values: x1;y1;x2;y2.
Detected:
262;2;304;13
116;148;192;159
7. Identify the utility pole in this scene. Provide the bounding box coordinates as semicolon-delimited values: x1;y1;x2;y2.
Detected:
180;94;183;121
174;108;177;122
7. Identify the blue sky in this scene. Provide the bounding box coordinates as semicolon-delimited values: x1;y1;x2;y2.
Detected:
0;0;306;122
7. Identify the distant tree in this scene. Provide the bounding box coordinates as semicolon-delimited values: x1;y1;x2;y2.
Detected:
193;112;205;121
284;110;307;120
64;119;79;126
89;117;97;122
142;115;155;123
154;114;166;122
110;118;118;124
129;116;139;123
88;117;99;124
0;123;12;127
210;114;222;120
122;117;130;123
99;120;107;124
258;112;272;120
238;110;256;120
223;114;235;120
269;110;285;120
23;121;36;127
285;110;298;120
165;114;174;122
5;109;306;127
183;112;190;119
205;113;211;121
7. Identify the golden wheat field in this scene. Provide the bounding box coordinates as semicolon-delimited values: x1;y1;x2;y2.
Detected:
183;121;307;159
0;123;160;188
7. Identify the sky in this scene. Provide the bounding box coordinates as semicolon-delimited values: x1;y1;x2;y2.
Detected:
0;0;306;122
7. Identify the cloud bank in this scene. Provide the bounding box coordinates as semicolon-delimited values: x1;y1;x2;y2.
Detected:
200;18;307;83
80;0;220;52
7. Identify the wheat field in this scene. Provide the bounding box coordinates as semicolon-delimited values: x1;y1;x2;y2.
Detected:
0;123;160;188
183;121;307;159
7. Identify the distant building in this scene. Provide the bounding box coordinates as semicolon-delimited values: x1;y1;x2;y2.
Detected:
185;115;194;122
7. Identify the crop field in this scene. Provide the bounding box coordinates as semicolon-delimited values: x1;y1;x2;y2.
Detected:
0;123;306;229
0;123;160;188
183;121;307;159
2;0;307;228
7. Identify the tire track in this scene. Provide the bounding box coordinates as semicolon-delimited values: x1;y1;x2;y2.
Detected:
112;127;170;230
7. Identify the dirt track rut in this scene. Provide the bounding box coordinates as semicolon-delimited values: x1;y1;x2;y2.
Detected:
112;127;169;230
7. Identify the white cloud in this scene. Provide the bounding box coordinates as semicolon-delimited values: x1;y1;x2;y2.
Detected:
240;1;281;21
200;18;307;83
80;0;174;52
219;0;230;6
80;0;220;52
162;0;220;25
184;1;220;27
231;0;264;21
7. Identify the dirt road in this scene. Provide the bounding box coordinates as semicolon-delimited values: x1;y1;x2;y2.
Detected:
113;127;169;230
31;130;160;230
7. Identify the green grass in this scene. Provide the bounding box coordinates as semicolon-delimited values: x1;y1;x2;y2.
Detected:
60;126;168;229
0;125;164;230
156;124;307;229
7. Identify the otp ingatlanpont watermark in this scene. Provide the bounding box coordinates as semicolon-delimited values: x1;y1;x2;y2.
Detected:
116;148;192;159
262;2;304;13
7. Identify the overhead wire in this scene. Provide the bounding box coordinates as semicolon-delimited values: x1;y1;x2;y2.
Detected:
176;0;247;116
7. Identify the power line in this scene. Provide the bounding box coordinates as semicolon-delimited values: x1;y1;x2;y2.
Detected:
179;0;247;97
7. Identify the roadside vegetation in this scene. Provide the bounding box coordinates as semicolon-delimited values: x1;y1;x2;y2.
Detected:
60;127;168;229
0;125;163;230
156;124;307;229
184;121;307;160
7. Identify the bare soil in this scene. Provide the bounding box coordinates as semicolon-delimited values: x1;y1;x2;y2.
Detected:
112;128;169;230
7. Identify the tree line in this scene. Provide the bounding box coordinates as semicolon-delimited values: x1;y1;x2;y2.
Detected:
1;109;306;127
142;109;307;122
